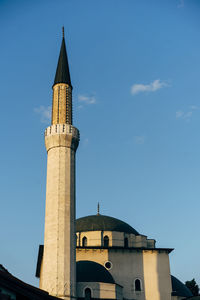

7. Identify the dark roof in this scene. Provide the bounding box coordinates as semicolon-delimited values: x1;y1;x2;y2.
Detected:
184;297;200;300
76;214;139;235
171;275;193;297
77;261;115;284
54;36;72;87
0;266;60;300
0;265;9;273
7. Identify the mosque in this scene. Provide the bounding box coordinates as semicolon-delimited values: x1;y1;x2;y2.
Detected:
0;30;196;300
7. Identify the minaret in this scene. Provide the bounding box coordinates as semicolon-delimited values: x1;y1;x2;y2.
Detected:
40;28;79;299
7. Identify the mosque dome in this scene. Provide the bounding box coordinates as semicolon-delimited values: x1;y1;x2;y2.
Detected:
171;275;193;298
76;214;139;235
76;261;115;284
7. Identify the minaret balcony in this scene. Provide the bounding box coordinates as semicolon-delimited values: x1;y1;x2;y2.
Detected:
45;124;80;151
45;123;79;139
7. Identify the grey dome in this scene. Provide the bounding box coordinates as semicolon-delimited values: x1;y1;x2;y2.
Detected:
76;261;115;284
76;214;139;235
171;275;193;297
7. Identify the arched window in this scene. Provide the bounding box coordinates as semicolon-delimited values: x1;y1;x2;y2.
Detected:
135;279;141;291
85;288;91;300
82;236;87;247
124;237;128;248
103;235;109;247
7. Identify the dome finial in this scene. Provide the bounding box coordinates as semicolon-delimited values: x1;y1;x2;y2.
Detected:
62;26;65;38
97;202;100;215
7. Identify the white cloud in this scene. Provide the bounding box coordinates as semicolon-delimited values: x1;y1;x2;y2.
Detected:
34;105;51;123
175;105;200;122
131;79;169;95
78;94;96;105
177;0;184;8
134;135;145;145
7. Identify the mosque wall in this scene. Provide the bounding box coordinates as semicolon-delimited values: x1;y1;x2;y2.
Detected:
76;247;172;300
77;282;123;299
76;248;109;266
108;249;145;300
78;231;102;247
143;250;172;300
76;230;155;249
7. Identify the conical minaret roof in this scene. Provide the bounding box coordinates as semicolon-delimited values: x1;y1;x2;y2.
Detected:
54;27;72;87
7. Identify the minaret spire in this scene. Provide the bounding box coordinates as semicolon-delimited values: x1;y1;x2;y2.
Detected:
62;26;65;38
52;29;73;125
54;28;72;87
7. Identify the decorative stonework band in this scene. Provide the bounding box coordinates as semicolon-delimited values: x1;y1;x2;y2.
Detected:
45;124;80;140
45;124;80;152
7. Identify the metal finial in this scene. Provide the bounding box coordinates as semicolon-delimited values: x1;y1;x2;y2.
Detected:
62;26;65;38
97;202;100;215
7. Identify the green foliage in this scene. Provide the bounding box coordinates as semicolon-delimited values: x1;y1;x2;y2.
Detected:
185;279;199;296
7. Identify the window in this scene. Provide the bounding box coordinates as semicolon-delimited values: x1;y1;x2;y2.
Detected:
82;236;87;247
104;261;112;270
135;279;141;291
124;237;128;248
103;235;109;247
85;288;91;300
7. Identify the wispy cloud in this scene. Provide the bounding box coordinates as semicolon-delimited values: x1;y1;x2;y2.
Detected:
134;135;145;145
78;94;96;105
131;79;169;95
176;110;192;121
176;105;200;122
34;105;51;123
177;0;184;8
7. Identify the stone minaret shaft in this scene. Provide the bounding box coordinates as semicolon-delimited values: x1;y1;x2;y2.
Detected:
40;30;79;300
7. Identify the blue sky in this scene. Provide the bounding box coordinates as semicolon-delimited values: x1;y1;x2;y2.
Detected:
0;0;200;287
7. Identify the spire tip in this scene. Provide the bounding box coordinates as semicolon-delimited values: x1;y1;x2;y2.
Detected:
62;26;65;38
97;202;100;215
